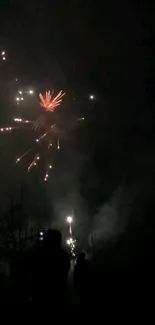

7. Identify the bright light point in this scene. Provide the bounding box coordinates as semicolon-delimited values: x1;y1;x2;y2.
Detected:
16;158;20;162
67;216;73;224
49;165;52;169
57;146;60;150
26;120;29;123
15;78;18;82
89;94;94;100
2;57;6;60
82;117;84;120
46;174;49;178
29;90;34;94
34;162;36;166
37;156;40;160
40;232;43;236
19;91;22;94
2;51;5;56
66;239;71;245
1;129;3;131
44;178;47;181
16;97;20;101
6;128;9;130
9;128;12;130
36;139;39;142
21;97;24;101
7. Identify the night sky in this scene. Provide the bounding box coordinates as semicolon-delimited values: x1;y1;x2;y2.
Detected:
0;1;154;242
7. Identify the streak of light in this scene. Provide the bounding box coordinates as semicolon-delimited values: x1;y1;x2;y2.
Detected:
16;148;32;163
48;141;52;149
57;137;60;150
28;153;38;172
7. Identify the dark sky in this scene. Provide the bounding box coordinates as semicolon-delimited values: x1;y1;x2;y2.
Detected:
0;1;154;237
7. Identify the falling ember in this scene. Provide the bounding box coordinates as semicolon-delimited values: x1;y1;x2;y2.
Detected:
57;137;60;150
39;90;65;112
28;154;38;172
0;127;12;132
44;163;52;181
48;141;52;149
16;148;32;163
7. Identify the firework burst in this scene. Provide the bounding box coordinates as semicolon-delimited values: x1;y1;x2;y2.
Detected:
39;90;65;112
0;90;65;181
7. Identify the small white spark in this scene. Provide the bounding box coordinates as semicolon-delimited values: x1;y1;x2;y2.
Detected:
37;156;40;160
2;51;5;56
16;97;20;101
19;91;22;95
36;139;39;142
46;174;49;178
29;90;34;94
16;158;20;162
49;165;52;169
1;128;3;131
34;162;36;166
2;57;6;61
21;97;24;101
89;94;94;100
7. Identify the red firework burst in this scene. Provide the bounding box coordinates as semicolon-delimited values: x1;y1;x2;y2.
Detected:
39;90;65;112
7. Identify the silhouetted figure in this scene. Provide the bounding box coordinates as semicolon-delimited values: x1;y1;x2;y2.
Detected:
31;229;70;305
73;252;91;300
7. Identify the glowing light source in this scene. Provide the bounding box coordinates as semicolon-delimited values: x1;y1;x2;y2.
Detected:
19;91;22;95
16;97;20;101
67;216;73;224
89;94;94;100
29;90;34;94
2;57;6;61
21;97;24;101
2;51;5;56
